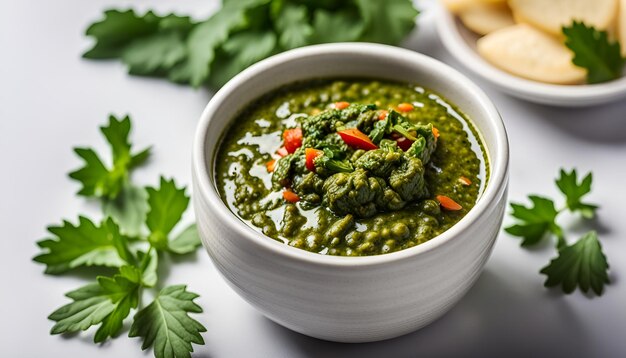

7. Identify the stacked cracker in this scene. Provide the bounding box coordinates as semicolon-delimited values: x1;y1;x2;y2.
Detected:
442;0;624;84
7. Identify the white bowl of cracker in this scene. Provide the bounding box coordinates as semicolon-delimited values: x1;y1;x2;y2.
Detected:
437;0;626;106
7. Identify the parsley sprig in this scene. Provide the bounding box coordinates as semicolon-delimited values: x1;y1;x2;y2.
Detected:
506;169;610;296
69;115;151;236
563;21;626;84
34;116;206;358
83;1;419;88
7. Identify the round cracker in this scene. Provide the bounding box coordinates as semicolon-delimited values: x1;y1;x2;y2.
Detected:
477;24;586;84
509;0;618;35
441;0;506;14
459;3;515;35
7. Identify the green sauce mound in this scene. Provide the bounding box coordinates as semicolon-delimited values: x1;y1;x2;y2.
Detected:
215;79;486;256
272;104;436;218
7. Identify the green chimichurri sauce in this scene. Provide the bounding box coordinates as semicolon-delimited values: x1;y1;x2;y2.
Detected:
215;79;489;256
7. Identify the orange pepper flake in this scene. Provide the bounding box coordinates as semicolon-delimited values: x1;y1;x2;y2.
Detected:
334;101;350;110
283;189;300;203
266;159;276;172
378;110;389;120
397;103;414;112
458;176;472;186
436;195;463;211
432;127;440;139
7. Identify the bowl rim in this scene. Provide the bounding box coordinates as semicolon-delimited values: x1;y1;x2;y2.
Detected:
435;4;626;103
192;42;509;267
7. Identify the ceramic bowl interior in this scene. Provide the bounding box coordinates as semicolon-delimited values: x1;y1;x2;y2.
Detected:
436;4;626;107
192;43;509;342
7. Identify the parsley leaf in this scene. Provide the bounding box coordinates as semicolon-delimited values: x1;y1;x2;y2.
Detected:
563;21;625;84
555;169;598;219
505;196;562;247
122;30;188;76
169;1;263;87
83;10;160;59
34;217;132;274
49;266;141;342
506;168;611;296
38;114;208;356
137;249;159;287
69;115;151;199
208;30;278;87
130;285;206;358
275;3;313;50
311;9;364;43
355;0;419;44
84;1;419;88
93;266;142;342
102;182;149;237
540;231;610;295
168;224;202;255
146;177;192;251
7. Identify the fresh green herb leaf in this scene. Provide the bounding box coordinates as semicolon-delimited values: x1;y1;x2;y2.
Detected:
93;266;141;342
102;182;149;237
322;157;354;173
209;30;278;87
168;224;202;255
38;114;208;356
311;8;364;43
355;0;419;44
540;231;610;295
146;177;190;250
34;217;132;274
130;285;206;358
392;124;418;141
169;0;267;87
369;116;391;144
119;14;194;76
49;267;140;342
84;10;194;76
562;21;625;84
122;31;188;76
505;195;562;247
48;283;116;334
555;169;598;219
316;148;354;173
136;249;159;287
83;10;160;59
69;115;150;199
275;3;313;50
84;1;419;88
506;168;611;296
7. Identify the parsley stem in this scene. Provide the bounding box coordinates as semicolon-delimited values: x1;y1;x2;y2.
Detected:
140;246;153;272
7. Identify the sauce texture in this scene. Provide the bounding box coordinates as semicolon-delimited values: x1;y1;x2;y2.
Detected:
215;79;488;256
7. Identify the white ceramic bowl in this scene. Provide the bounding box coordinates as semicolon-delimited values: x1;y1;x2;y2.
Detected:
192;43;509;343
436;4;626;107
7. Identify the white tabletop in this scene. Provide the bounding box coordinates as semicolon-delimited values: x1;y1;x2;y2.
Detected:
2;1;626;357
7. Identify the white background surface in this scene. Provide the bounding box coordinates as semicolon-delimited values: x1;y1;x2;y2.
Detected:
2;1;625;357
